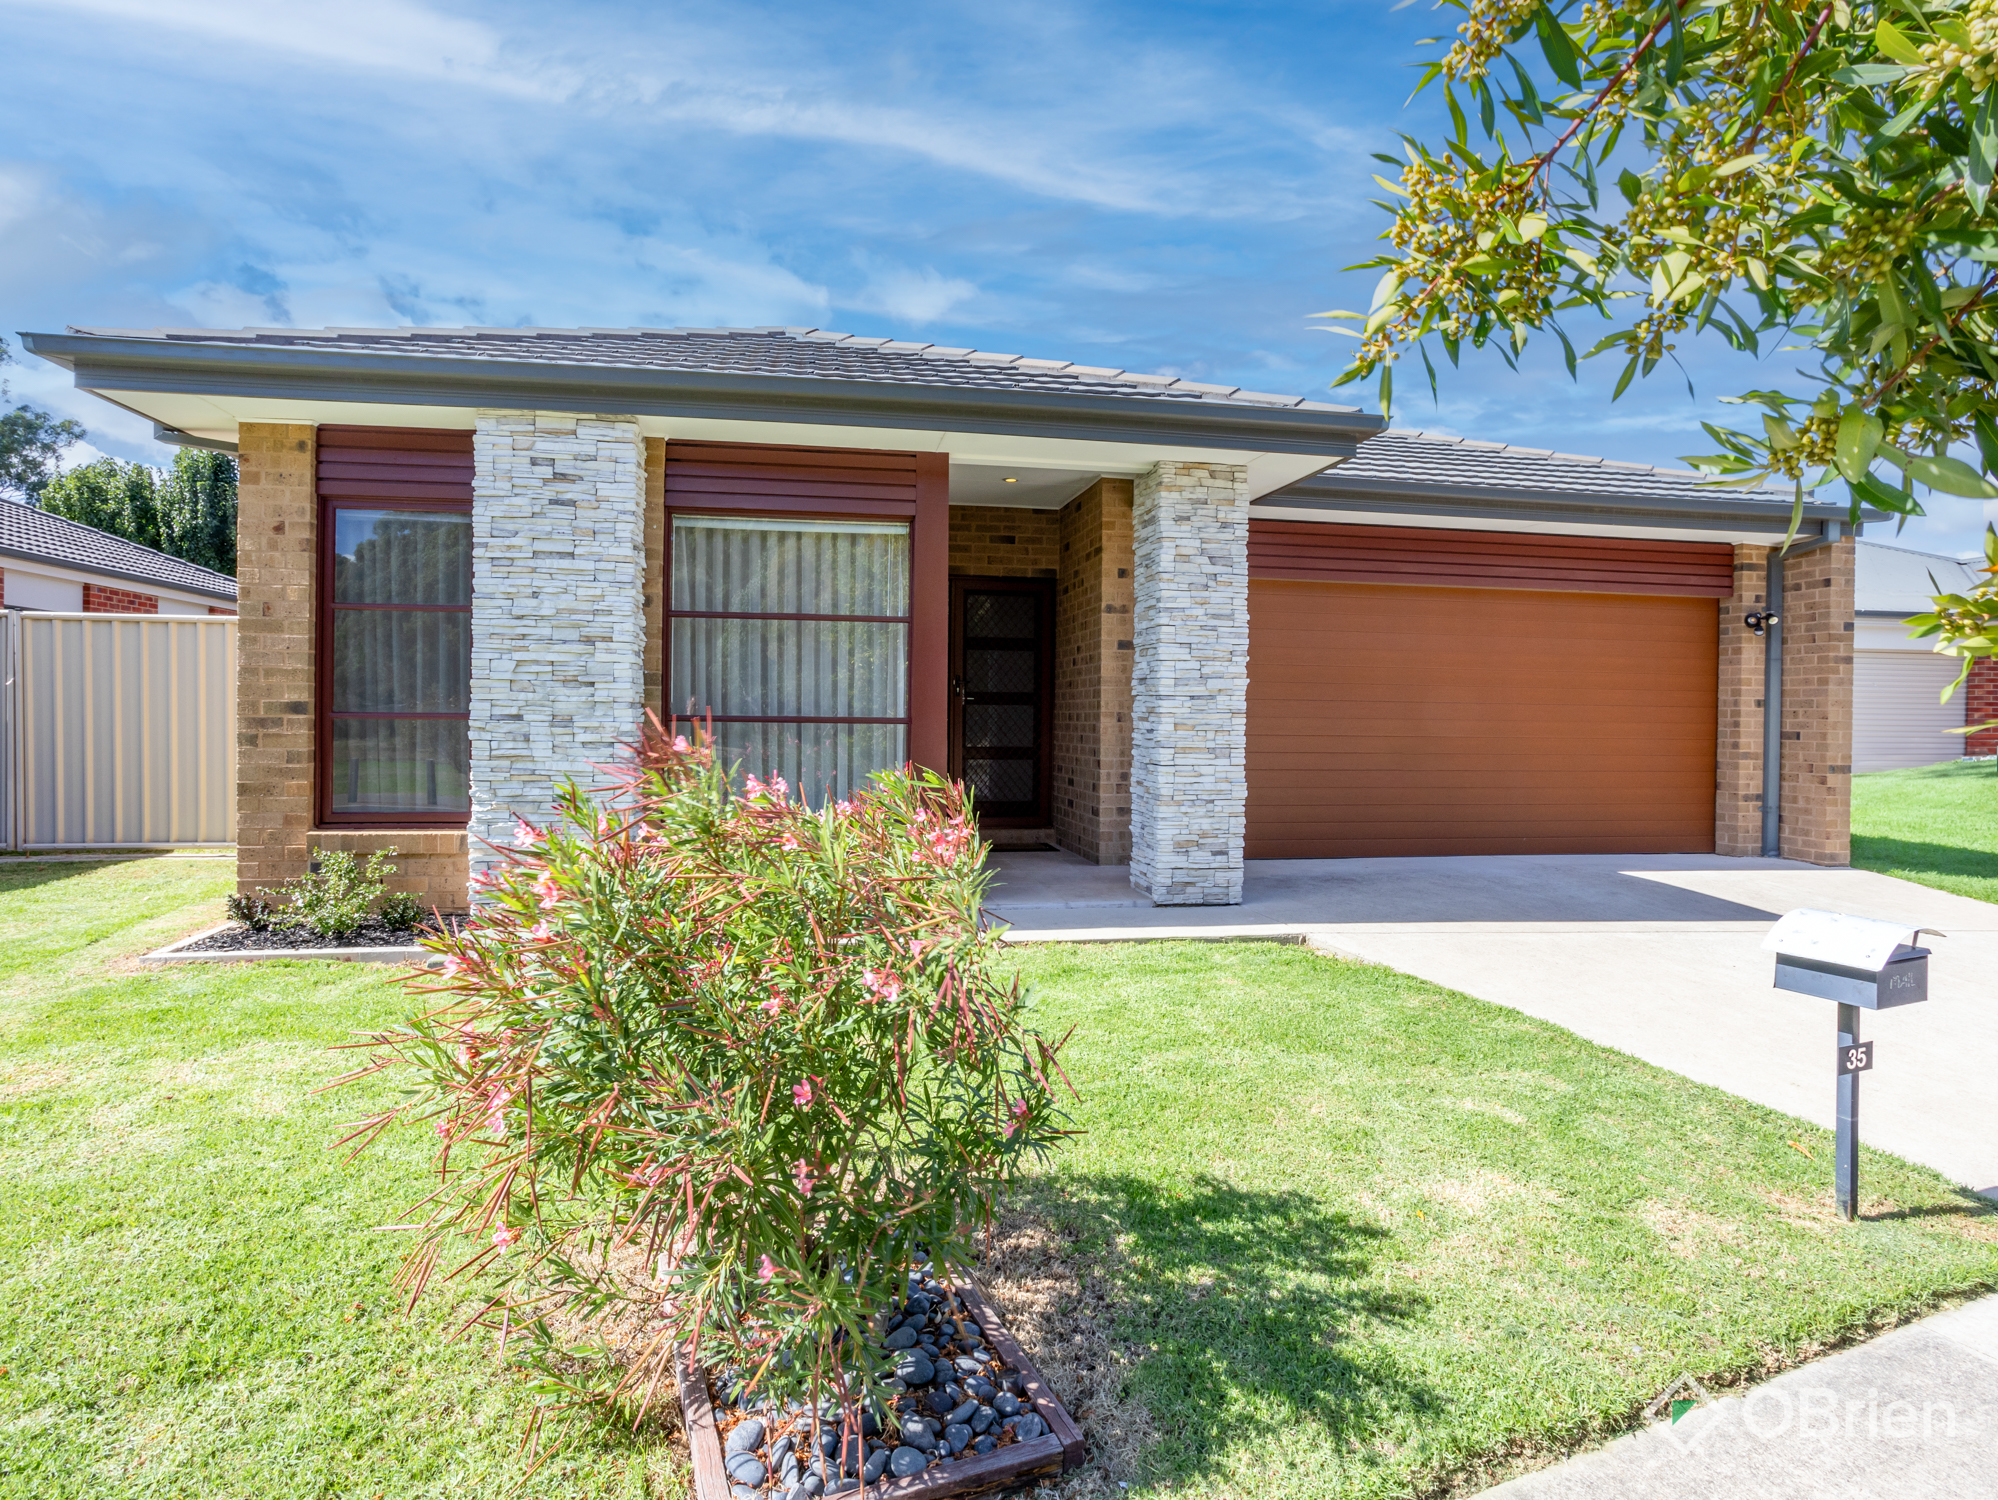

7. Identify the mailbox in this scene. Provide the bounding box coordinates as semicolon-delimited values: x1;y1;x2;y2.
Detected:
1762;908;1932;1010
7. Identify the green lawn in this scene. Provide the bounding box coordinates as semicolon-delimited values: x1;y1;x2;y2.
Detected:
3;865;1995;1500
1851;757;1998;903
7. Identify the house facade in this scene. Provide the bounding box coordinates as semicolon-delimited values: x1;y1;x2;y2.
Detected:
23;325;1859;910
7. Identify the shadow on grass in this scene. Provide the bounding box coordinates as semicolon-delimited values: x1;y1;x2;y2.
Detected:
1017;1172;1437;1484
1851;835;1998;882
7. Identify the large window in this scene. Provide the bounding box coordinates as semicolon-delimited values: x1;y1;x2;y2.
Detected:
669;515;908;803
322;502;472;824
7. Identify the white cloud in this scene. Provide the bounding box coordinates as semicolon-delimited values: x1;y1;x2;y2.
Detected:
845;264;979;326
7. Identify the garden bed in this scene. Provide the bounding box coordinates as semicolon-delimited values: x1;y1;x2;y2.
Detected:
680;1273;1083;1500
141;915;468;965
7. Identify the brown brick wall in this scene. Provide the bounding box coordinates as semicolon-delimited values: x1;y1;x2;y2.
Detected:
208;605;238;617
1963;656;1998;755
947;506;1059;578
1051;480;1135;864
81;583;158;613
235;420;471;910
1715;544;1770;856
1778;537;1855;865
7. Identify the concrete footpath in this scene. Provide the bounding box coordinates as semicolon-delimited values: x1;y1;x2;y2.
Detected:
1480;1294;1998;1499
986;852;1998;1198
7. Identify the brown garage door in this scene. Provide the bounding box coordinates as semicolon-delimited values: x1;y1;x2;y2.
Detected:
1246;579;1720;859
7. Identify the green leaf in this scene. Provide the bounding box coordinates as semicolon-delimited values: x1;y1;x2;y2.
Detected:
1906;451;1998;497
1446;85;1469;145
1974;412;1998;476
1612;354;1640;400
1874;19;1926;66
1535;3;1582;88
1618;168;1644;206
1969;87;1998;214
1834;409;1883;481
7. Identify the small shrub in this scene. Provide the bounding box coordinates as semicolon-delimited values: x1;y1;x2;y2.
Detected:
344;725;1068;1422
284;847;398;940
377;890;423;931
224;892;273;931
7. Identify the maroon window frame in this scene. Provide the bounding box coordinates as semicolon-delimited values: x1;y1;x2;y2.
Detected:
317;495;473;827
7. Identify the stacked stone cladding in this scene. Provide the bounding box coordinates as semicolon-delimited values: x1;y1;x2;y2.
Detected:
1965;657;1998;755
643;437;667;718
234;422;320;900
1052;480;1134;864
946;506;1059;578
1778;537;1855;865
468;412;648;891
81;583;159;613
1129;461;1249;905
1714;543;1771;856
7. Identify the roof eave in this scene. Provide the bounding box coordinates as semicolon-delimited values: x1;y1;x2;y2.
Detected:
1268;472;1855;527
22;332;1384;458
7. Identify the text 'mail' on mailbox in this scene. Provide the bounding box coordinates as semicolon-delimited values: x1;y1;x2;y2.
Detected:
1761;908;1937;1010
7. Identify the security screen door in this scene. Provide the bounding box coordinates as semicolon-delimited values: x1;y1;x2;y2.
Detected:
669;514;910;802
948;578;1052;826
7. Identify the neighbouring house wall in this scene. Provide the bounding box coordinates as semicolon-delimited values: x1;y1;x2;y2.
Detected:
468;411;647;892
235;422;320;901
1715;543;1771;856
1052;480;1134;864
1129;460;1249;905
1779;537;1856;865
1967;658;1998;755
946;506;1059;578
81;583;158;614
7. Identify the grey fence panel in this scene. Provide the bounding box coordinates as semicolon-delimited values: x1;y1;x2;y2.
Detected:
14;613;236;848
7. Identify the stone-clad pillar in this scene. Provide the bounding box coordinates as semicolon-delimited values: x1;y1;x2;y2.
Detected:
468;411;647;891
1129;460;1250;905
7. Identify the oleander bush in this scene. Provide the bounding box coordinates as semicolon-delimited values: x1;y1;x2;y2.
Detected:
341;724;1069;1423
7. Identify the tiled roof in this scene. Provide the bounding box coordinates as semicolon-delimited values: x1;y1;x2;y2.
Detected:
63;324;1363;414
1856;539;1986;613
0;502;237;602
1290;428;1816;508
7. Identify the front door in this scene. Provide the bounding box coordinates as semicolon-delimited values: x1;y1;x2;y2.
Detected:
948;578;1052;827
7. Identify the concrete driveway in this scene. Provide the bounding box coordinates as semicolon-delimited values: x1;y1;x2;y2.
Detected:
985;852;1998;1198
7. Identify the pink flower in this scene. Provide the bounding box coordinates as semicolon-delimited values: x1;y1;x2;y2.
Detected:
440;955;466;978
757;1254;777;1283
791;1159;817;1197
1002;1097;1032;1140
760;995;783;1018
434;1117;453;1140
861;969;901;1004
673;735;690;753
834;800;854;817
512;819;541;849
532;871;563;911
528;920;555;941
778;834;801;853
493;1225;520;1251
792;1080;815;1110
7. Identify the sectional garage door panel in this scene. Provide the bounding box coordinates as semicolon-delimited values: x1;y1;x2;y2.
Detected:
1246;580;1718;859
1852;650;1969;772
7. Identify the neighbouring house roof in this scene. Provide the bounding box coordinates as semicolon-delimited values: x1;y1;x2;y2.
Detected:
0;501;237;603
1265;428;1857;538
20;325;1384;463
1856;538;1988;615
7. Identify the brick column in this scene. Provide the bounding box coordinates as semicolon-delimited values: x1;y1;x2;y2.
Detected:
1714;543;1770;856
469;412;647;892
1052;479;1135;864
1129;461;1249;905
1965;657;1998;755
1779;537;1855;865
234;422;318;899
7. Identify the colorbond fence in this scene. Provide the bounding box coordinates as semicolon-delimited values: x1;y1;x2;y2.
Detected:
0;612;235;849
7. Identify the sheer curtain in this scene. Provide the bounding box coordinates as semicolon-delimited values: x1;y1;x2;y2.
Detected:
669;516;909;802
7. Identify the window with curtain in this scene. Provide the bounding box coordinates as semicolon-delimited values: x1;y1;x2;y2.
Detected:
670;515;909;803
323;504;472;823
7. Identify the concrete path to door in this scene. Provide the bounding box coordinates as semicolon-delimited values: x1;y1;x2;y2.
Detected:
985;852;1998;1198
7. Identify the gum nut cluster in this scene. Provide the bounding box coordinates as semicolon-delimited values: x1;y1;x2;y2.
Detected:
1917;0;1998;93
711;1263;1052;1500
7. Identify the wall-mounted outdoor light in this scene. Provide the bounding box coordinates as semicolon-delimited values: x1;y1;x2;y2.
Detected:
1744;610;1779;636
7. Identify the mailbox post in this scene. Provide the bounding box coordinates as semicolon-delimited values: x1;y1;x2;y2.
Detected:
1763;909;1935;1221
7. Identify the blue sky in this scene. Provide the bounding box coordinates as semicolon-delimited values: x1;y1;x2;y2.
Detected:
3;0;1990;555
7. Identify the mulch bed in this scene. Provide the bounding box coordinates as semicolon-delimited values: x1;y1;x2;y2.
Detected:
181;914;471;953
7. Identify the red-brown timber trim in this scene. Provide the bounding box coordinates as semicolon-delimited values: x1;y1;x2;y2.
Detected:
1248;519;1736;598
315;427;474;828
659;439;949;776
